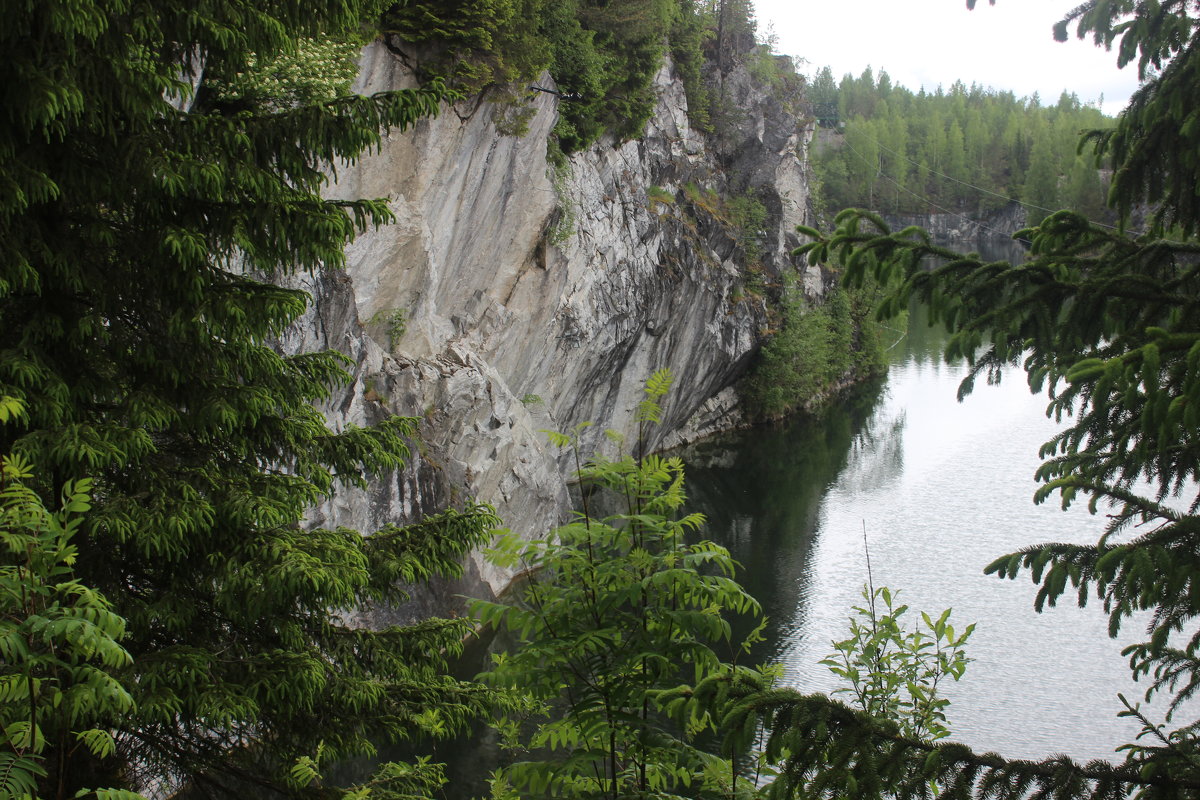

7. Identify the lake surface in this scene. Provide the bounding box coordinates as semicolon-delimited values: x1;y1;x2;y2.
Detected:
681;307;1157;763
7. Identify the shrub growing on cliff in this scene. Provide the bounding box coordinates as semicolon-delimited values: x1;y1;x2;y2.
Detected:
0;1;502;796
742;277;886;420
728;192;769;265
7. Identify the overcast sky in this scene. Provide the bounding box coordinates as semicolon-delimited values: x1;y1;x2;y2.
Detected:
753;0;1143;115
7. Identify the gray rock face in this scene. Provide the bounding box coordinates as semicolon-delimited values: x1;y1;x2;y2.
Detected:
293;42;817;606
885;203;1028;243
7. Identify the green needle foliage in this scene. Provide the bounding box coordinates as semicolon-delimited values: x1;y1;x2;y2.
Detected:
474;372;778;800
0;1;502;796
1052;0;1200;233
745;1;1200;797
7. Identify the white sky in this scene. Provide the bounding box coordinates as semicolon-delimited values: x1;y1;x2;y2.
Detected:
754;0;1143;115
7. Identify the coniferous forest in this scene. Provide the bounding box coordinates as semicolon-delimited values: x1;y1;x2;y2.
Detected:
6;0;1200;798
808;66;1116;226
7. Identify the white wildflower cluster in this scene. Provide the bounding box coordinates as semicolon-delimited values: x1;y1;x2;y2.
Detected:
207;36;362;111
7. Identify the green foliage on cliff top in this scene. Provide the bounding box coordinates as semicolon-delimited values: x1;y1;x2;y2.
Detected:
382;0;550;94
383;0;767;151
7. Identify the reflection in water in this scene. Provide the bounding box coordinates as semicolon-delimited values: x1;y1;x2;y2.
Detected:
681;383;884;663
839;411;906;497
684;300;1158;763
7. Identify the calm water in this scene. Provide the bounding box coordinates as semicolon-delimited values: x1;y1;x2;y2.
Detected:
682;309;1157;762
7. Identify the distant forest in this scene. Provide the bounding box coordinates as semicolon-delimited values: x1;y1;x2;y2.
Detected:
808;66;1117;227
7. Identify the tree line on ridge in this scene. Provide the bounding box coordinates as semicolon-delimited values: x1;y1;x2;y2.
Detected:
809;65;1115;227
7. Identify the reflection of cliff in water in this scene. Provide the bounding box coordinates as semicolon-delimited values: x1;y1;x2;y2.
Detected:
679;379;893;664
886;207;1031;258
898;301;950;369
971;233;1029;264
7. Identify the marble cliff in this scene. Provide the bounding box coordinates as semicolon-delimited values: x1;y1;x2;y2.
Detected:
279;41;821;611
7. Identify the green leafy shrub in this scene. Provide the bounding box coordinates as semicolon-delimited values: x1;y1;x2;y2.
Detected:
0;452;135;799
823;584;974;742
